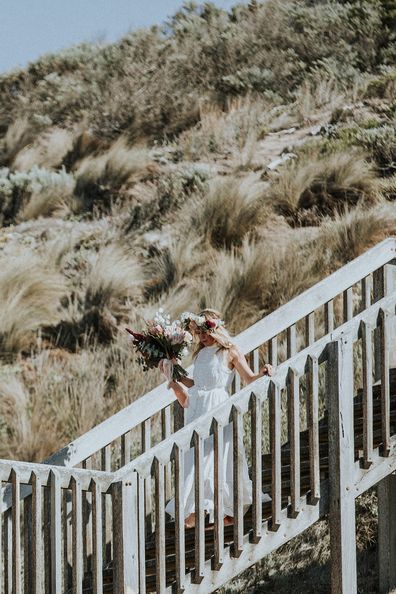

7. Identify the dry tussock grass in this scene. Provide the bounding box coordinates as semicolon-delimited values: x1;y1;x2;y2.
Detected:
0;250;68;356
183;174;268;249
74;138;155;213
270;150;379;225
13;127;74;171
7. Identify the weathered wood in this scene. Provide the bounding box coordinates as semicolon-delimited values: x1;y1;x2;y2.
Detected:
287;324;297;359
137;474;146;594
360;320;374;468
306;355;320;504
231;406;244;557
90;480;103;594
212;418;224;570
11;469;22;594
161;407;172;499
49;470;62;594
324;299;334;334
153;458;166;593
23;494;32;594
70;477;83;594
327;338;357;594
192;431;205;584
81;458;91;574
120;432;131;467
250;392;262;542
378;308;391;456
112;475;138;594
305;312;315;347
361;275;371;311
100;446;112;565
269;381;281;531
343;287;353;322
31;473;43;594
268;337;278;367
4;509;12;594
287;368;300;518
378;472;396;593
142;419;152;535
171;444;185;593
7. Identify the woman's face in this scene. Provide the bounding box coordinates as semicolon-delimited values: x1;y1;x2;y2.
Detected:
195;327;216;347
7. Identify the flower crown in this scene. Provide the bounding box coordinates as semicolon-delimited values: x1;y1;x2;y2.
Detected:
180;311;225;333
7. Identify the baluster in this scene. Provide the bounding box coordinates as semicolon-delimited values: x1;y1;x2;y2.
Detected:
287;368;300;518
137;475;146;594
327;338;357;592
161;407;172;498
306;356;320;504
120;432;131;466
43;487;51;593
62;489;71;592
90;480;103;594
11;469;21;594
361;275;371;311
112;475;138;594
211;419;224;570
269;381;281;531
324;299;334;334
171;445;185;592
234;372;241;393
249;348;260;374
70;477;83;594
360;320;373;468
81;459;92;574
378;308;391;456
305;312;315;347
231;406;244;557
4;508;12;594
153;458;166;593
141;420;152;534
23;494;32;594
374;267;385;381
268;337;278;367
49;470;62;594
287;324;297;359
343;287;353;322
100;446;112;565
31;473;43;594
250;392;262;543
192;431;205;584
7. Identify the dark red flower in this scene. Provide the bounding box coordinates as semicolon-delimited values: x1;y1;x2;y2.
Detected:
205;320;217;329
125;328;146;340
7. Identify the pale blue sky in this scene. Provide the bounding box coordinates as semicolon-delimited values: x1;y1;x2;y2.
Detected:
0;0;246;74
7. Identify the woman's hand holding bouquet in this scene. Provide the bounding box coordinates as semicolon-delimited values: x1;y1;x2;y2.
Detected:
126;308;191;406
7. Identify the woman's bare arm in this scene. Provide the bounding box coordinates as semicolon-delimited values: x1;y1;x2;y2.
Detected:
228;346;273;385
168;380;189;407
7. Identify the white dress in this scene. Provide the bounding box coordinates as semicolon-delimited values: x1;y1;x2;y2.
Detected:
165;344;268;523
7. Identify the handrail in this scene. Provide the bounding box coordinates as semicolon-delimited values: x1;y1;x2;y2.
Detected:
43;237;396;470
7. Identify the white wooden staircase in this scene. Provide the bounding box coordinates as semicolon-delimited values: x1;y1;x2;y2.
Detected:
2;237;396;594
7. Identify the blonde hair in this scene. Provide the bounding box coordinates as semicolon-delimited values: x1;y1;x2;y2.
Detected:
191;308;235;359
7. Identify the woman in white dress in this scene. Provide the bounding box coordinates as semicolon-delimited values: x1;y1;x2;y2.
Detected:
163;309;273;529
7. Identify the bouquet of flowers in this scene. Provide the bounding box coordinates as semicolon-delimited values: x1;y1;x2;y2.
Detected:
126;308;193;388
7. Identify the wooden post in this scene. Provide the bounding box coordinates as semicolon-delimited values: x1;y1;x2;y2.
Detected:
378;472;396;593
112;475;139;594
327;338;357;594
373;267;385;381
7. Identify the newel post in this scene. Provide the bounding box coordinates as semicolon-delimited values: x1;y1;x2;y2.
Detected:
112;472;139;594
327;337;357;594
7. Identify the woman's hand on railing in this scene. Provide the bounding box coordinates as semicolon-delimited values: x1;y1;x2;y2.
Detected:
260;363;274;377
